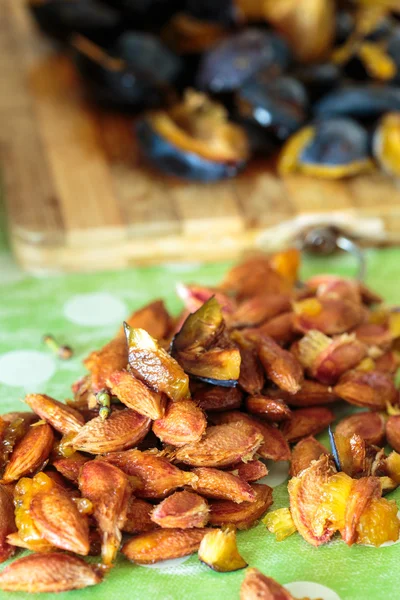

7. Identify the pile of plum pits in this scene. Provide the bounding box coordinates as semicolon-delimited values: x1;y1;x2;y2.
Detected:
1;248;400;594
28;0;400;181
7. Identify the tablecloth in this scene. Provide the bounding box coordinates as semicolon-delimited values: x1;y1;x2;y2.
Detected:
0;210;399;599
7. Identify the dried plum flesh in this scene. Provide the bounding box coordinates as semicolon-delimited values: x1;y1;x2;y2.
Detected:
136;92;249;181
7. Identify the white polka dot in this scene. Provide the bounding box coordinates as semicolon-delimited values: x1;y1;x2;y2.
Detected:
284;582;341;600
165;263;202;273
64;293;128;326
140;556;191;570
0;350;55;388
258;461;290;488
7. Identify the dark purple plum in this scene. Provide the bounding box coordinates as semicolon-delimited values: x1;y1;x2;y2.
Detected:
292;63;341;102
196;29;291;93
114;32;183;86
314;86;400;120
387;31;400;83
237;73;308;141
185;0;237;25
72;33;182;111
28;0;122;45
102;0;184;28
298;118;371;176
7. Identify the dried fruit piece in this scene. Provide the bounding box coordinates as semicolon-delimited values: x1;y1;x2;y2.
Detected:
263;507;297;541
2;423;54;483
212;411;291;462
179;345;241;386
269;248;301;287
71;408;151;454
174;422;263;468
375;350;399;374
334;370;397;410
153;399;206;447
79;460;130;565
122;528;212;564
24;394;84;436
13;473;55;552
151;491;209;529
248;334;303;394
1;412;37;426
307;275;361;304
281;407;334;443
191;467;256;503
336;412;385;446
294;297;364;335
315;471;353;533
104;449;197;498
252;312;296;344
84;336;128;392
386;415;400;453
122;496;157;534
220;254;289;299
385;451;400;484
342;476;381;546
298;331;367;385
107;370;165;420
30;485;90;555
228;294;291;329
53;452;90;484
0;553;101;593
288;455;336;546
198;527;247;572
0;484;16;562
333;432;373;479
290;436;328;477
0;418;29;475
245;396;291;422
121;300;172;341
173;298;241;385
194;385;242;412
176;283;235;315
280;380;338;407
356;497;400;547
389;310;400;339
237;460;268;482
354;323;392;349
379;476;397;495
208;483;273;529
240;567;294;600
125;326;189;401
232;331;265;395
174;296;224;351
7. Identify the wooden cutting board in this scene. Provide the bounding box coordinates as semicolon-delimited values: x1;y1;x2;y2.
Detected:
2;0;400;273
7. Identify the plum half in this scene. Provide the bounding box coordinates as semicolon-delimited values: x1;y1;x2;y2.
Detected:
137;90;249;181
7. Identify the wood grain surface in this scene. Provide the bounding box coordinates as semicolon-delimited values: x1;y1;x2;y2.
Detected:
1;0;400;273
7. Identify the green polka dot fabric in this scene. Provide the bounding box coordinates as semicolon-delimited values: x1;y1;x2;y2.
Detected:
0;226;400;599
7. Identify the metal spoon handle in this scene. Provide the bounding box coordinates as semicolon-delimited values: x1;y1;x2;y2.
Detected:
300;226;366;281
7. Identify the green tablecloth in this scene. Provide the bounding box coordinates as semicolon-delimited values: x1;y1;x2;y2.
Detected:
0;214;399;599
